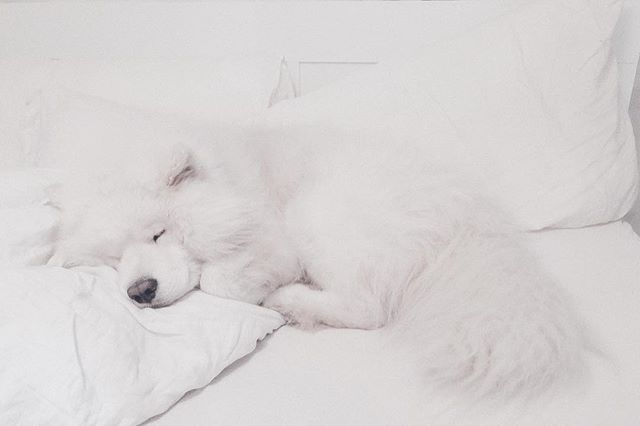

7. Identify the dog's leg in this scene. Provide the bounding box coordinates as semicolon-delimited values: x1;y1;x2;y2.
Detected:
201;260;260;304
262;283;385;330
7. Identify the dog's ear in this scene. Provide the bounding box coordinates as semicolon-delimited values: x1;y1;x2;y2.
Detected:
166;146;198;187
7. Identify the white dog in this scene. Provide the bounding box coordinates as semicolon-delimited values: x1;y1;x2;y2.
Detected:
49;128;583;398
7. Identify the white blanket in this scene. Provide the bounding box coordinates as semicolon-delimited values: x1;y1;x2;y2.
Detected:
0;265;283;425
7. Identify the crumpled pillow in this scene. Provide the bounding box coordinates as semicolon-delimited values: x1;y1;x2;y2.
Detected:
0;266;284;426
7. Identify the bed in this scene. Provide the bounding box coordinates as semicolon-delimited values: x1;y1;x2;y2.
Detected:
1;1;640;425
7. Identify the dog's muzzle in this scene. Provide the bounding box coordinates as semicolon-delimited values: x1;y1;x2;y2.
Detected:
127;277;158;304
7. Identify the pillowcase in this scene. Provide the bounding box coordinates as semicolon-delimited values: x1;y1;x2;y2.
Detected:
44;56;291;123
0;265;284;425
0;169;60;267
0;55;292;169
259;0;638;230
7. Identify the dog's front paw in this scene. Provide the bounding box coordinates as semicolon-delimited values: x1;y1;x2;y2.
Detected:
262;284;317;329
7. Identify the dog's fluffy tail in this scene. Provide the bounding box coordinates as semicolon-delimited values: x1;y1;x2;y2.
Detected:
388;226;583;398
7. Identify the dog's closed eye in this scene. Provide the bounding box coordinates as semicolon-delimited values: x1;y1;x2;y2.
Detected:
153;229;165;243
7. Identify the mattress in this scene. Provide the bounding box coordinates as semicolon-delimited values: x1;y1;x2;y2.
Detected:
147;221;640;426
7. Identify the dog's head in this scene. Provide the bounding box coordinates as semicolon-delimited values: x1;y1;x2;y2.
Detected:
48;145;256;308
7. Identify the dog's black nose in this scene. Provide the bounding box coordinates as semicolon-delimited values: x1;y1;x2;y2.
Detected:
127;278;158;304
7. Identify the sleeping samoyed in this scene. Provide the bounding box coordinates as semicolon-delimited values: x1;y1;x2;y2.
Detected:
48;126;582;398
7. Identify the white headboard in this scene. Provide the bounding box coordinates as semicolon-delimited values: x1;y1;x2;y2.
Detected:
1;0;639;106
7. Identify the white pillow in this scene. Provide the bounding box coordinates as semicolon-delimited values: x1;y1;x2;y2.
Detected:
260;0;638;230
45;56;289;123
0;55;290;169
0;266;283;425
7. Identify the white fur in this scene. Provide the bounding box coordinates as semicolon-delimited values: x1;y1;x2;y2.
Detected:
50;126;583;397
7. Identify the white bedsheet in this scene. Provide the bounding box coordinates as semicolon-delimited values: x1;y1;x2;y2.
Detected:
0;266;283;426
149;221;640;426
